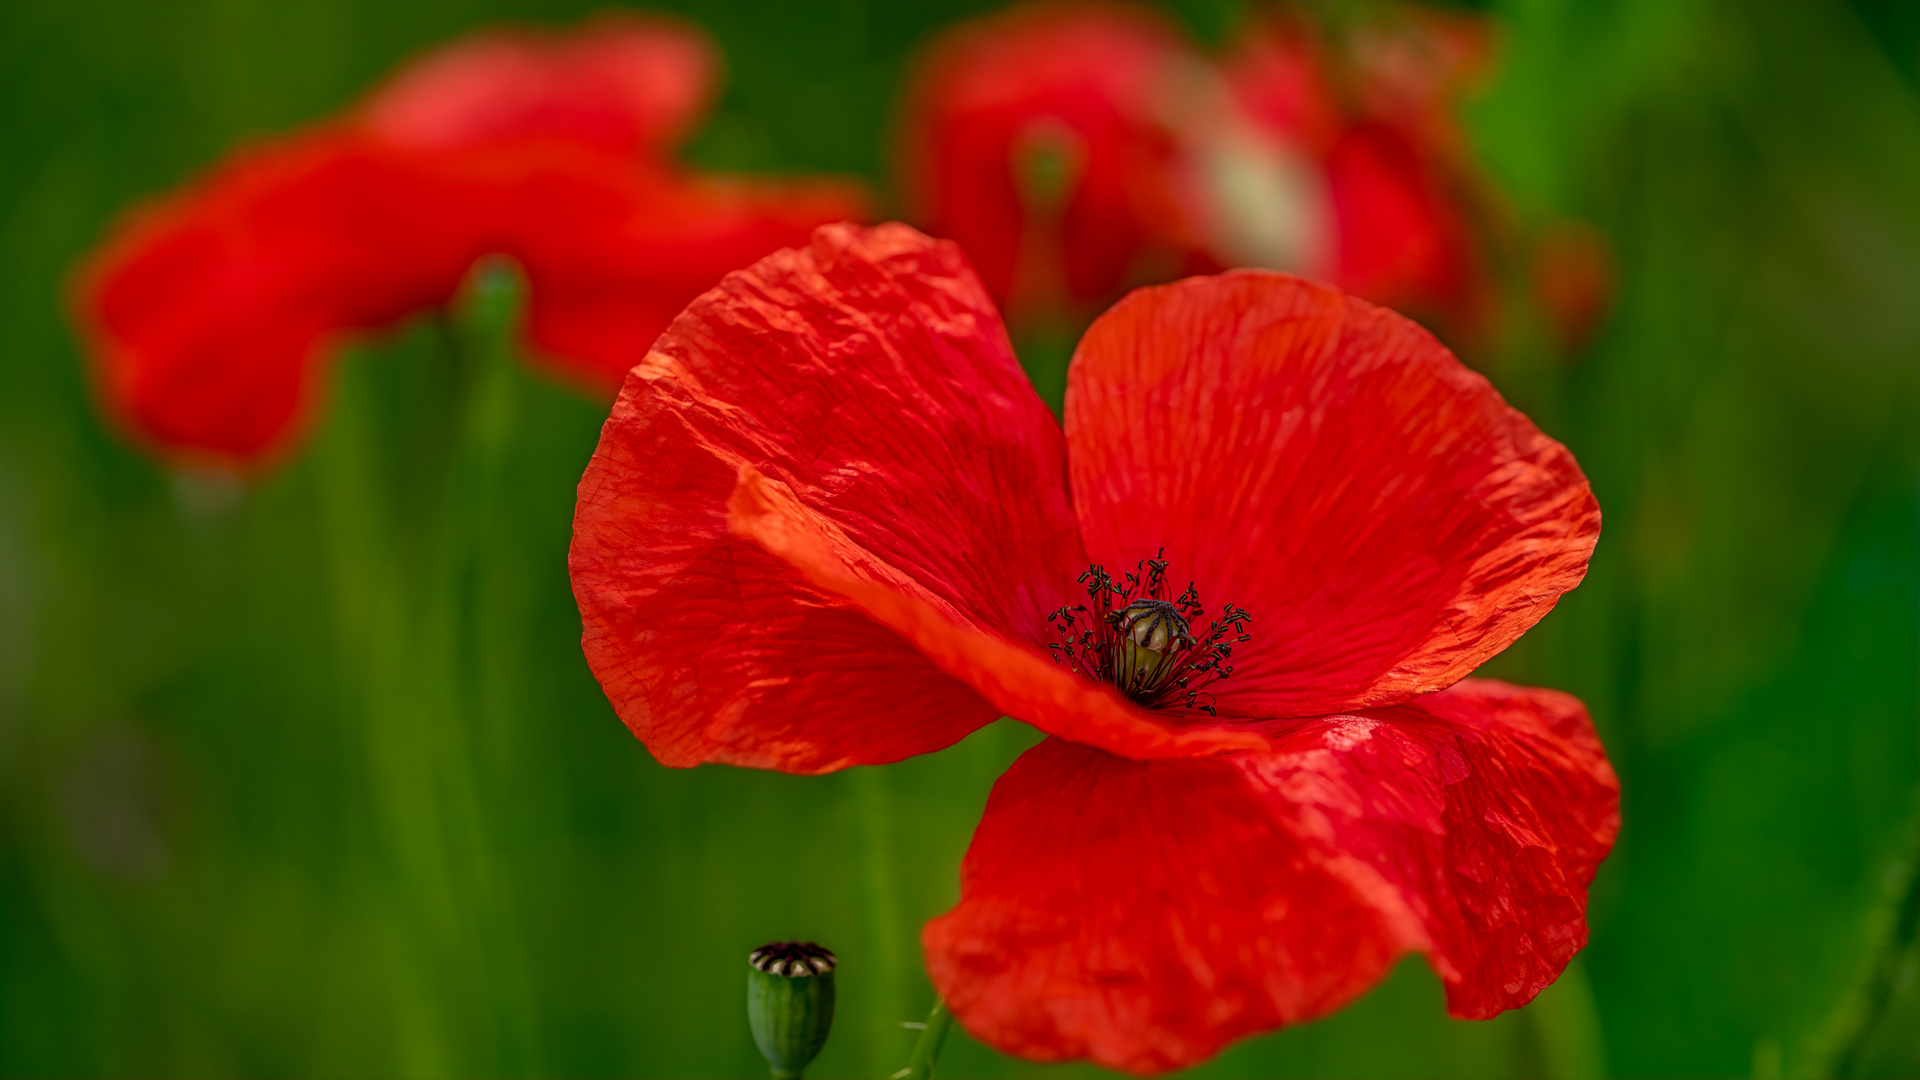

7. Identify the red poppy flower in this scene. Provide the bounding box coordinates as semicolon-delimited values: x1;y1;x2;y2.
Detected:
356;15;713;156
74;16;867;467
1226;7;1498;338
898;4;1226;320
899;3;1498;340
569;223;1617;1072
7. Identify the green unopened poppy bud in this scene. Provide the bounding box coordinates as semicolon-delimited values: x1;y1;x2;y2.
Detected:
747;941;837;1079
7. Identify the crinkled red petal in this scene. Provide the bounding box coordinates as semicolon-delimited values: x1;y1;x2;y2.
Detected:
569;223;1094;771
358;14;713;156
1354;679;1620;1019
728;466;1264;761
1065;272;1598;718
576;478;993;774
923;678;1619;1074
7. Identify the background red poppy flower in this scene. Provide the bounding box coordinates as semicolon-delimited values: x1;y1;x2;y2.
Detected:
898;3;1223;320
1225;7;1498;341
73;16;867;468
570;222;1616;1072
900;2;1500;343
356;14;713;156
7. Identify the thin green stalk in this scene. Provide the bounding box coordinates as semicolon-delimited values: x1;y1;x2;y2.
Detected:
1834;859;1920;1077
894;998;953;1080
312;351;455;1077
446;261;542;1073
308;263;535;1076
851;766;906;1079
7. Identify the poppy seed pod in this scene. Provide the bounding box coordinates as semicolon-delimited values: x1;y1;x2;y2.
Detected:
1112;597;1191;653
746;941;836;1079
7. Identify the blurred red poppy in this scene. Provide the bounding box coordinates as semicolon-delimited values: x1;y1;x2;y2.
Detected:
569;223;1617;1073
898;4;1222;321
75;15;867;467
899;3;1497;341
1227;5;1498;340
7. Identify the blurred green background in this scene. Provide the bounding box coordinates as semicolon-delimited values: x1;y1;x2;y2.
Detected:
0;1;1914;1077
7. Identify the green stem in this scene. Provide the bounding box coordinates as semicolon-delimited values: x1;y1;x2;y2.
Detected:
429;262;540;1072
895;999;953;1080
308;261;533;1076
851;767;905;1078
1835;858;1920;1077
313;350;456;1077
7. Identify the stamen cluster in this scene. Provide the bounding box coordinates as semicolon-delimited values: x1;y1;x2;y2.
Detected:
1046;550;1251;715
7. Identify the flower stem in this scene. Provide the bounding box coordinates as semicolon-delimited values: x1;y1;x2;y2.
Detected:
307;261;534;1075
1834;858;1920;1077
894;998;953;1080
851;767;906;1077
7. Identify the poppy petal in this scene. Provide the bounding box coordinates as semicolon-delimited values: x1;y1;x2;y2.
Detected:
75;134;491;465
508;167;871;394
1065;271;1599;718
569;223;1091;771
75;128;865;463
359;15;713;155
923;678;1617;1073
1355;678;1620;1020
571;483;994;774
1325;122;1483;329
728;466;1265;761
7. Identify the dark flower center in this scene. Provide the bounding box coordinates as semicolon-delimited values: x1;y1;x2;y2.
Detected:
1045;550;1252;716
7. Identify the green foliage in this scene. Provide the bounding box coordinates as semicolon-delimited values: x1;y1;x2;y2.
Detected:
1469;2;1919;1076
0;1;1912;1078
